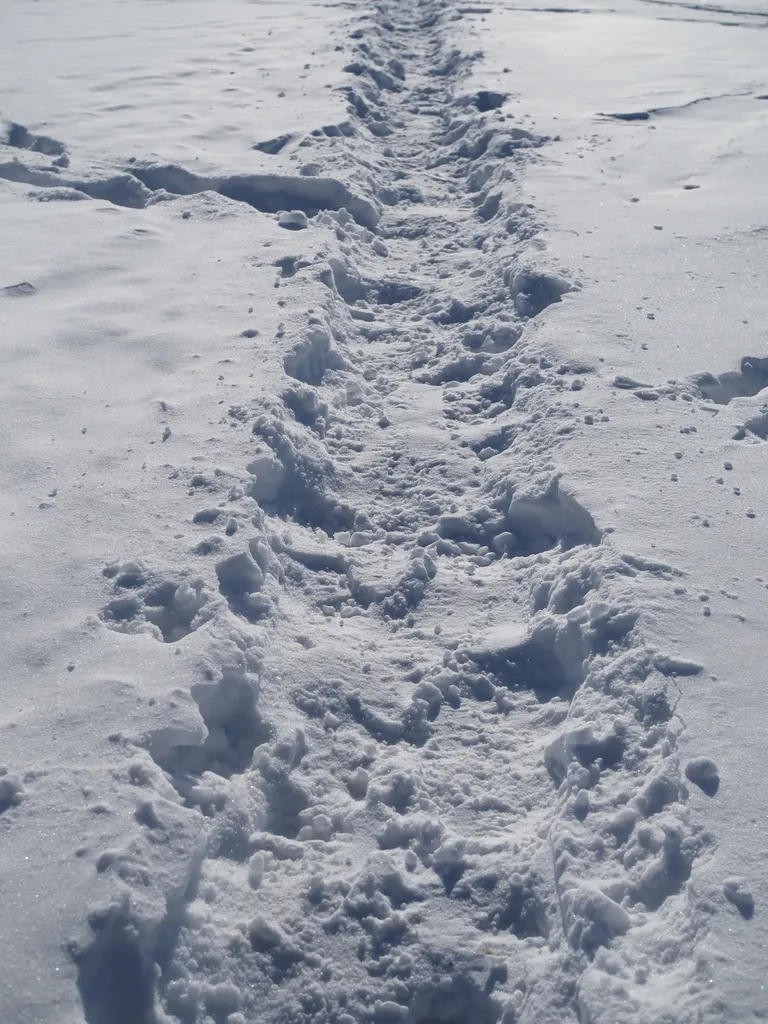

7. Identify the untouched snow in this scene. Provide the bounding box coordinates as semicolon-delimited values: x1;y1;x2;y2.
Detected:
1;1;767;1022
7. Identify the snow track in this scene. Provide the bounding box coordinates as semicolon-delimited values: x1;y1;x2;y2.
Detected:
0;1;749;1022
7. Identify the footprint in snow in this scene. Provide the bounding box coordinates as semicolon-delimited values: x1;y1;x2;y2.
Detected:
101;559;214;642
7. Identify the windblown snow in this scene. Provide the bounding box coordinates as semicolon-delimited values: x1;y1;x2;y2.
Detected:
1;1;767;1022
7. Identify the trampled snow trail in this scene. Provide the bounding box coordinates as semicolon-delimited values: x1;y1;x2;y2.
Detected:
0;1;746;1022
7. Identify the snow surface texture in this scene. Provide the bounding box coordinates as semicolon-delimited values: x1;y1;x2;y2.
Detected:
1;1;767;1022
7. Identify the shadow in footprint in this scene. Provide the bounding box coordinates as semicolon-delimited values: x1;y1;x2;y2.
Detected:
73;911;155;1024
692;357;768;405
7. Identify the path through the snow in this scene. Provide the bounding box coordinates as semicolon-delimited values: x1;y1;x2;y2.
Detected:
1;1;765;1022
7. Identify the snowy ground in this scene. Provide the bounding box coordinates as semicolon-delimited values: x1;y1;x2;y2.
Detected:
1;1;767;1022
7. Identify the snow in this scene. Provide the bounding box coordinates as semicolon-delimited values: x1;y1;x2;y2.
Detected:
1;0;767;1022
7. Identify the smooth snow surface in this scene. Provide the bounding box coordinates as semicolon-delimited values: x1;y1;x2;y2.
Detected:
1;1;767;1022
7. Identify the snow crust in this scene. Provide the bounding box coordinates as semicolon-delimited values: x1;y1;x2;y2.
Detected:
1;0;767;1021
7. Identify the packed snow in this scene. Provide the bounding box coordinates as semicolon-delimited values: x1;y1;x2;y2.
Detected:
1;0;767;1022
